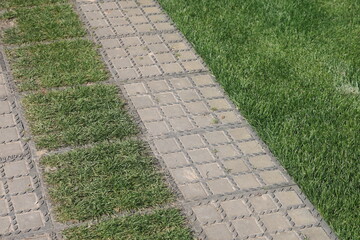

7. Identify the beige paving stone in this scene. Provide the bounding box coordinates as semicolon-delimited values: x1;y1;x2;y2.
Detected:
153;92;177;104
143;6;162;14
192;75;214;86
95;27;115;37
188;148;215;163
143;35;162;44
85;11;103;20
123;8;142;16
0;216;12;234
233;174;262;189
179;183;207;200
301;227;331;240
259;170;288;185
184;101;208;114
104;9;124;18
168;117;194;131
232;217;263;237
261;213;291;231
144;121;170;135
117;68;139;80
217;111;240;124
222;159;249;173
148;80;170;92
129;16;149;24
179;134;205;149
249;194;277;212
24;234;52;240
134;55;154;65
99;2;117;10
16;211;44;230
101;39;121;48
161;104;185;117
193;115;215;127
0;114;14;128
137;108;162;121
148;43;169;53
130;95;154;108
0;127;19;142
108;17;129;26
0;181;4;195
119;1;137;8
12;193;38;212
203;131;229;144
198;87;222;98
161;63;183;74
127;46;149;55
238;141;265;155
208;99;232;111
249;155;275;169
112;58;133;68
0;74;4;84
288;208;318;226
162;152;189;168
0;101;11;114
182;60;205;72
7;176;33;194
122;36;142;46
214;144;239;159
3;160;28;177
0;198;9;215
80;3;99;12
153;138;180;153
227;127;252;141
177;51;197;61
139;65;161;76
154;53;176;63
0;85;8;98
162;33;182;42
89;19;109;28
106;48;127;58
124;83;147;95
154;22;175;31
196;163;224;178
275;191;303;207
171;77;193;89
271;231;301;240
148;14;168;23
207;178;235;195
178;89;201;101
134;24;153;33
192;204;222;224
221;199;250;218
170;167;198;184
203;223;233;240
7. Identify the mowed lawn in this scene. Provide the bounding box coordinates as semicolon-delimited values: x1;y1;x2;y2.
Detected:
158;0;360;239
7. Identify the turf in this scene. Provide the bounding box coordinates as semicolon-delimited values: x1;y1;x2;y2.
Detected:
2;4;85;44
42;141;172;221
0;0;66;9
158;0;360;239
23;85;137;150
8;40;108;91
63;209;192;239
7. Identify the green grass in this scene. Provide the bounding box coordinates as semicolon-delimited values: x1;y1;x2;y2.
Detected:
42;141;172;221
8;40;108;91
23;85;137;150
157;0;360;239
63;209;192;239
2;4;85;43
0;0;66;9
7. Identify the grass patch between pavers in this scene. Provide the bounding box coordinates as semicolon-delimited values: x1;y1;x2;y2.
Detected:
0;0;66;9
23;85;137;150
8;40;108;91
42;141;172;221
2;4;85;44
158;0;360;239
63;209;192;240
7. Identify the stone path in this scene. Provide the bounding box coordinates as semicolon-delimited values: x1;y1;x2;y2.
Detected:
0;0;338;239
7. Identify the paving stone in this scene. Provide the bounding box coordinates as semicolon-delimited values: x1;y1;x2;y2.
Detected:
16;211;44;230
99;2;118;10
148;14;167;23
7;176;33;194
133;55;155;65
261;213;291;231
148;43;169;53
203;131;229;144
259;170;287;185
148;80;170;92
227;127;252;141
95;27;115;37
89;19;110;28
288;208;318;226
214;144;238;159
139;65;161;76
111;58;133;68
184;101;208;114
0;101;11;114
238;141;265;155
221;199;250;218
248;194;277;212
137;108;162;121
275;191;303;207
143;35;162;44
130;95;154;108
0;216;12;234
153;138;180;153
168;117;194;131
161;63;183;74
179;134;205;149
106;48;127;58
222;159;249;173
153;92;177;104
85;11;103;20
12;193;38;212
188;148;215;163
80;3;99;12
232;217;263;237
271;231;301;240
249;155;275;169
193;115;215;127
0;198;9;215
171;77;193;89
128;46;148;56
124;83;147;95
177;51;197;61
143;6;162;14
207;178;235;195
203;223;233;240
0;114;15;128
0;127;19;142
123;8;142;16
114;25;136;35
198;87;222;98
300;227;331;240
192;204;222;224
0;181;4;195
145;121;170;135
196;163;224;178
104;9;124;18
162;152;189;168
233;174;261;189
154;53;176;63
108;17;129;26
129;16;149;24
216;111;240;124
119;1;137;8
178;89;200;101
117;68;139;80
162;33;182;42
3;160;28;177
24;234;52;240
170;167;198;184
192;75;214;86
0;74;4;84
134;24;153;33
179;183;207;200
0;85;8;98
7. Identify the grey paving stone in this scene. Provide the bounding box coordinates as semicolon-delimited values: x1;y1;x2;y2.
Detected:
288;208;318;226
130;95;154;108
153;92;177;104
153;138;180;153
0;127;20;142
232;217;264;237
0;74;4;84
124;83;147;95
203;131;229;145
258;170;288;185
271;232;301;240
162;152;189;168
178;89;200;101
147;80;170;92
220;199;250;218
7;176;33;194
0;216;12;234
0;142;23;158
0;114;15;128
222;159;249;173
248;194;277;212
179;183;207;200
203;223;233;240
233;174;262;189
137;108;162;121
0;198;9;215
116;68;139;80
179;134;205;149
196;163;224;178
214;144;239;159
192;204;222;224
261;212;292;232
0;85;8;98
16;211;44;230
144;121;170;135
3;160;28;177
207;178;235;195
170;167;198;184
168;117;194;131
12;193;38;212
188;148;215;163
249;155;275;169
301;227;331;240
0;101;11;114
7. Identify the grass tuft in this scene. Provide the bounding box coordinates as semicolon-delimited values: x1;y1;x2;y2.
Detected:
23;85;137;150
0;0;67;9
8;40;108;91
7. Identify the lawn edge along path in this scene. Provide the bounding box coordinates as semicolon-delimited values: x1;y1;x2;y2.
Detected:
0;0;192;239
71;0;339;240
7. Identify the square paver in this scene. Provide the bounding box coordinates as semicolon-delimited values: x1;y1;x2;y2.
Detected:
139;66;161;76
12;193;38;212
261;213;291;231
197;163;224;178
161;63;184;74
161;104;185;118
300;227;331;240
170;167;198;184
249;155;275;169
217;111;240;124
233;174;261;189
275;191;303;207
117;68;139;80
238;141;265;155
106;48;127;58
248;194;277;212
184;102;208;114
137;108;162;121
0;216;12;234
0;115;15;128
3;160;28;177
271;232;301;240
179;134;205;149
111;58;133;68
0;101;11;114
154;92;177;104
179;183;207;200
154;53;176;63
0;199;9;215
178;89;201;101
153;138;180;153
203;223;233;240
162;152;189;168
145;121;170;135
259;170;288;185
7;176;33;194
168;117;194;131
214;144;239;159
188;148;215;163
232;217;263;237
203;131;229;144
288;208;317;226
130;95;154;108
221;199;250;218
0;127;19;142
192;204;222;224
171;77;192;89
227;127;252;141
207;99;232;110
198;87;222;98
133;55;154;65
16;211;44;230
222;159;249;173
124;83;147;95
192;75;214;86
207;178;235;195
0;182;4;195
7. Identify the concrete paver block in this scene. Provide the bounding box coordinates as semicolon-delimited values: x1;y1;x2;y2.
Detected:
301;227;331;240
192;204;222;224
188;148;215;163
221;199;250;218
147;80;171;92
222;159;249;173
179;183;207;200
0;114;15;128
154;138;180;153
259;170;288;185
207;178;235;195
0;198;9;215
275;191;303;207
7;176;33;194
137;108;162;121
227;127;252;141
0;101;11;114
238;141;265;155
179;134;205;149
162;152;189;168
271;232;301;240
153;92;177;104
261;212;291;231
170;167;198;184
288;208;318;226
12;193;38;212
198;87;222;98
168;117;194;131
145;121;170;135
249;155;275;169
161;63;183;74
161;104;185;118
171;77;192;89
124;83;147;95
214;144;238;159
184;102;208;114
117;68;139;80
178;89;200;101
203;223;233;240
3;160;28;177
0;216;12;234
232;217;263;237
196;163;224;178
233;174;261;189
130;95;154;108
203;131;229;144
16;211;44;230
248;194;277;212
0;127;19;142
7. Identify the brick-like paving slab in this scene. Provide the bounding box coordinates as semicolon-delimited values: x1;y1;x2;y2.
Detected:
73;0;339;239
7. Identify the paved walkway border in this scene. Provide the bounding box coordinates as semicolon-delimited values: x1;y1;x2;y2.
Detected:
0;0;339;239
